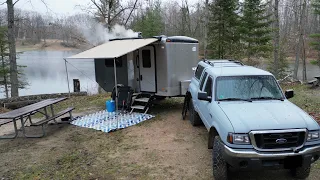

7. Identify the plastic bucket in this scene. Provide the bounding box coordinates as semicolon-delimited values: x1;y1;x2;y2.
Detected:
106;100;115;112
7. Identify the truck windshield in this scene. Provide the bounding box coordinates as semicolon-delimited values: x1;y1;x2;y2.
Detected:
216;76;284;101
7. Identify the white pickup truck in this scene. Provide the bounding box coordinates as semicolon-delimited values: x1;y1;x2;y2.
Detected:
184;60;320;180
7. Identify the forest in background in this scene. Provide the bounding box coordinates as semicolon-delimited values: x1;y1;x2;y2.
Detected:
0;0;319;97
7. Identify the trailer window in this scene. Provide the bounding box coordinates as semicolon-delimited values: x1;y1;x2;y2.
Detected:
195;65;205;80
105;58;122;67
142;50;151;68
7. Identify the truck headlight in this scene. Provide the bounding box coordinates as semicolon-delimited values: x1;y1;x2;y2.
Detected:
227;133;250;144
307;130;320;141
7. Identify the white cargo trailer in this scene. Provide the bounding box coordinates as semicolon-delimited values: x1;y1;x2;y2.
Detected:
68;35;199;98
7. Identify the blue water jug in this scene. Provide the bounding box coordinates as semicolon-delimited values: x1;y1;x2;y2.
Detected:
106;100;115;112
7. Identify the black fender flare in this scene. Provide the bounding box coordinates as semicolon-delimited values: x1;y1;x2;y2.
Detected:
208;126;219;149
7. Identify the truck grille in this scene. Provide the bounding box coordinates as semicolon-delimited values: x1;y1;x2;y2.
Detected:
250;130;306;151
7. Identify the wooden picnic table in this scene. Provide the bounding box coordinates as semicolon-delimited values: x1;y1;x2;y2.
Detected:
0;98;74;139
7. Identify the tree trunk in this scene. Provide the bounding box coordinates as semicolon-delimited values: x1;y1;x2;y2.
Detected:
7;0;19;97
1;55;9;98
107;0;113;31
293;0;300;80
204;0;209;59
273;0;280;78
301;0;307;82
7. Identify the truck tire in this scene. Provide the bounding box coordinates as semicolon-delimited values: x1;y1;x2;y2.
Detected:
189;99;202;126
212;136;228;180
290;165;311;179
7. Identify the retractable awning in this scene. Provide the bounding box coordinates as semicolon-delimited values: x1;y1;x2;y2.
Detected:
67;38;158;59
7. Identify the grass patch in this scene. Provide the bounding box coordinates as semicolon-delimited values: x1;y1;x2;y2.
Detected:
6;125;153;180
281;83;320;114
31;94;111;119
310;59;319;66
56;93;111;112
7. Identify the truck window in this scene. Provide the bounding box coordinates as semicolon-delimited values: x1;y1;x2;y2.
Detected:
195;65;205;80
204;76;213;97
216;76;283;100
200;72;208;90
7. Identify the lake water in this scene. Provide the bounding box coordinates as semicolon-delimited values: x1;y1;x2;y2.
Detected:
2;51;99;98
1;50;319;98
258;63;320;81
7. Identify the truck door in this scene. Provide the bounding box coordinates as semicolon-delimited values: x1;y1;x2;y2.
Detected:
198;75;213;127
139;46;156;92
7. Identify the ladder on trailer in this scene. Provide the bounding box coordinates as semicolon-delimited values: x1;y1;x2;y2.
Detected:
130;93;155;114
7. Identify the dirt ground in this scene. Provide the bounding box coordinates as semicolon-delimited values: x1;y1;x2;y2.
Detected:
0;99;320;179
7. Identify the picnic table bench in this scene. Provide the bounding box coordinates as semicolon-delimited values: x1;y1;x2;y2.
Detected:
0;98;74;139
308;76;320;87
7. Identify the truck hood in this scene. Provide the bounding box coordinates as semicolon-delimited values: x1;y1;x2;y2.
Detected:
218;100;319;133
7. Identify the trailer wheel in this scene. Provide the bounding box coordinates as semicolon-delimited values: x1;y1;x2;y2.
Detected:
189;99;202;126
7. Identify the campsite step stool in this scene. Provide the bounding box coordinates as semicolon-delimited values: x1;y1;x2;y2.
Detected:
130;93;154;114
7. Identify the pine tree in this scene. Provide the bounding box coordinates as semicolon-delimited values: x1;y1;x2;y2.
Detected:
133;1;164;37
0;26;28;98
208;0;240;59
0;26;10;98
239;0;272;66
310;0;320;67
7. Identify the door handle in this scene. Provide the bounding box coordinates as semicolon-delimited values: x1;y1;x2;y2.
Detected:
140;75;143;81
209;113;212;118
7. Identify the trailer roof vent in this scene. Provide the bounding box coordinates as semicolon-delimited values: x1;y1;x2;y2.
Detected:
166;36;199;43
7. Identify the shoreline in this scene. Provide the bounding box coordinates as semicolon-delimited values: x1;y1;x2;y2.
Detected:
16;39;82;53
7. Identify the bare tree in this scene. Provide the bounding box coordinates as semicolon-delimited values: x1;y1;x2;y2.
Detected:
79;0;136;30
6;0;19;97
273;0;280;78
124;0;138;26
204;0;209;59
301;0;308;82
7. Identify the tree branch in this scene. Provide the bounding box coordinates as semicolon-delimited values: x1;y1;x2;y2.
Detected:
13;0;21;6
124;0;138;26
90;0;107;19
110;7;132;23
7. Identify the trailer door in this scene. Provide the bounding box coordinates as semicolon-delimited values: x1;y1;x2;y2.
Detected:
139;46;156;92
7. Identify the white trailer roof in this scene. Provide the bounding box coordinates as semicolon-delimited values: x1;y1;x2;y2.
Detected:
67;38;158;59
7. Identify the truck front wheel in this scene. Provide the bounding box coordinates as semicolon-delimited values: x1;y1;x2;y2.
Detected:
189;99;202;126
212;136;229;180
291;165;311;179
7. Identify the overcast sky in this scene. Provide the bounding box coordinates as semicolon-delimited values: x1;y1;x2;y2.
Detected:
13;0;91;15
1;0;200;16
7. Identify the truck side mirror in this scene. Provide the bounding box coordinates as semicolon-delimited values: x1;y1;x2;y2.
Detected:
198;92;212;102
285;89;294;99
